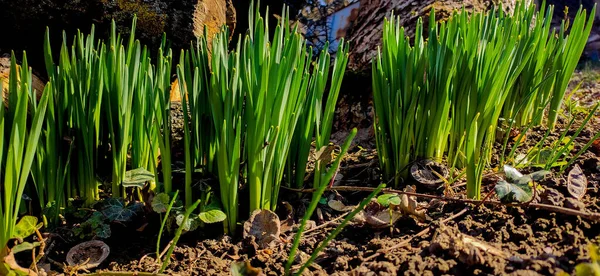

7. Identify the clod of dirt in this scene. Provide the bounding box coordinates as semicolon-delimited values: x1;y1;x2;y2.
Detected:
540;187;565;207
66;240;110;270
429;225;507;266
243;210;281;249
565;197;587;211
411;159;449;187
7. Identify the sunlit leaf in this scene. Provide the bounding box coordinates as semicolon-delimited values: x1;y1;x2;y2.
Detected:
176;213;199;232
377;194;401;207
529;170;551;181
13;216;39;240
152;193;170;213
503;165;524;182
315;144;335;164
198;209;227;224
11;242;41;254
495;180;533;203
122;167;154;188
328;200;352;212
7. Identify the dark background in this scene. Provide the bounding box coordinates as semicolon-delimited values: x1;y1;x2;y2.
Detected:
0;0;304;78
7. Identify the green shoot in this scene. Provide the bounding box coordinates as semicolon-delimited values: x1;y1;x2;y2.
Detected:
0;52;49;251
156;190;179;259
159;199;200;273
286;128;357;274
291;183;385;276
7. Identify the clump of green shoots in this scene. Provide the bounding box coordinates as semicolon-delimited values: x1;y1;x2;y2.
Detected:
39;17;174;219
177;29;219;208
373;2;594;199
177;27;241;233
176;1;351;233
241;2;351;211
0;53;49;253
501;3;595;129
287;40;349;189
103;17;149;198
39;26;105;213
241;3;312;212
146;42;174;194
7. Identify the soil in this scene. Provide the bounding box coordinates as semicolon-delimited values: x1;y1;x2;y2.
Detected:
35;64;600;276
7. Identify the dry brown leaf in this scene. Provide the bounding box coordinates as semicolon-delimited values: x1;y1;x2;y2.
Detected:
243;210;281;249
328;199;354;212
136;222;148;232
364;208;402;229
400;185;426;221
315;144;336;164
591;138;600;155
280;202;295;233
1;247;36;276
567;164;588;200
353;199;402;228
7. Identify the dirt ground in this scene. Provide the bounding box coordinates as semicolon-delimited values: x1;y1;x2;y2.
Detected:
36;64;600;276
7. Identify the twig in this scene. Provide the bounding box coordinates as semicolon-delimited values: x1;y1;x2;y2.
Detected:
303;211;350;235
340;160;375;170
156;240;173;264
362;207;469;262
475;189;496;209
302;211;352;239
282;185;600;221
29;228;46;273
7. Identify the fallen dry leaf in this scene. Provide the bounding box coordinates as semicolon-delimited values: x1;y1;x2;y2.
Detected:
136;222;148;232
567;164;588;200
353;199;402;228
328;199;354;212
315;144;336;164
1;246;36;276
243;210;281;249
279;202;295;234
400;185;427;221
364;208;402;229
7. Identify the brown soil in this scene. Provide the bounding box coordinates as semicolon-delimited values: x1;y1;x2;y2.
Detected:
37;65;600;275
